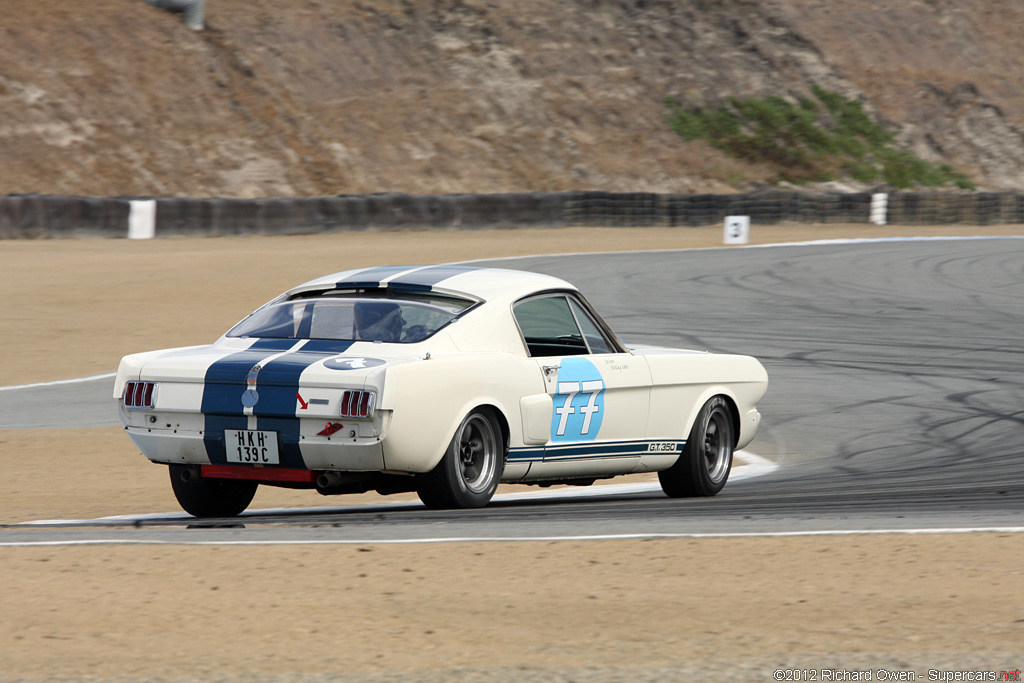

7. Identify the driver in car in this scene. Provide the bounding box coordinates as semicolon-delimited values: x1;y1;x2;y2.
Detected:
353;301;404;342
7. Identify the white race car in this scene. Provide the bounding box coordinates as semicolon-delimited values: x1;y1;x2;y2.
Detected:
115;265;767;517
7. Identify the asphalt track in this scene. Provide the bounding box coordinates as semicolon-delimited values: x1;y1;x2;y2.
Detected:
4;237;1024;544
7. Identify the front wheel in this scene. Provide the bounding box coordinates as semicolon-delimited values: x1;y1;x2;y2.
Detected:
417;410;505;509
169;465;258;517
659;396;734;498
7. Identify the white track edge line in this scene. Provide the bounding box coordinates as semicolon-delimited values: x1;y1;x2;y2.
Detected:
0;372;115;392
3;527;1024;548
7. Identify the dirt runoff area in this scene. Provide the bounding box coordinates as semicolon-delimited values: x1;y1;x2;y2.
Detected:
2;223;1023;681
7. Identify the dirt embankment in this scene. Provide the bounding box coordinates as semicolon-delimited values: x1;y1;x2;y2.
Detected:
3;0;1024;198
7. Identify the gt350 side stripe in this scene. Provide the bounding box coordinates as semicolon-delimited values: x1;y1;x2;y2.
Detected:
507;440;683;463
543;440;681;461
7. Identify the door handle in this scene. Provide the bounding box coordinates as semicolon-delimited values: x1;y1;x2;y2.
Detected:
542;365;560;377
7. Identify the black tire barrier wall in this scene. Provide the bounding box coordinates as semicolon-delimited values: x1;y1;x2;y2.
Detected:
0;195;130;238
2;191;1023;238
885;192;1024;225
151;193;566;236
563;191;876;227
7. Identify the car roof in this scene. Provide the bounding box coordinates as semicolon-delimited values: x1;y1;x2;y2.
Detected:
287;265;577;303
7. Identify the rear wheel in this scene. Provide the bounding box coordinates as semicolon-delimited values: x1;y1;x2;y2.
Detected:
417;410;504;509
169;465;258;517
659;396;734;497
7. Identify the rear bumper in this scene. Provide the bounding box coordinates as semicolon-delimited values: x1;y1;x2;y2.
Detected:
125;426;386;472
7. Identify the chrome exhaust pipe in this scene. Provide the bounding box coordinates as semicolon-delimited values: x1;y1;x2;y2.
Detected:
316;472;343;488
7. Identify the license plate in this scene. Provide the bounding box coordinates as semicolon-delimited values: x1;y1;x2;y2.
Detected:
225;429;280;465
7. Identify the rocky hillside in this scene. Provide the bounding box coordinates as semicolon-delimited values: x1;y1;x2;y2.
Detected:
3;0;1024;197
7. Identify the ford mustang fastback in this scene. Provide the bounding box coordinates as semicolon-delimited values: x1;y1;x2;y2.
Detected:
114;264;767;517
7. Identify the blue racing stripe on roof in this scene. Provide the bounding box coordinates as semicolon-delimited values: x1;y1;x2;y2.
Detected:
335;266;422;289
385;265;483;291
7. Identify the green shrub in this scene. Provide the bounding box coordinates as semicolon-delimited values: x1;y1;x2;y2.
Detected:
665;88;972;189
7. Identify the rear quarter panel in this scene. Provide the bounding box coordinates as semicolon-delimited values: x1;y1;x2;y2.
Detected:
642;351;768;449
379;354;543;474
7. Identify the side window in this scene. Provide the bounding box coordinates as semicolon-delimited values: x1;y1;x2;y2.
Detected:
568;298;615;354
513;296;588;357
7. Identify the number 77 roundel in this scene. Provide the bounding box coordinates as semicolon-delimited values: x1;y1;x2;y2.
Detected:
550;357;606;443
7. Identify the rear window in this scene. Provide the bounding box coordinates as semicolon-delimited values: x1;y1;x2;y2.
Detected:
227;291;476;343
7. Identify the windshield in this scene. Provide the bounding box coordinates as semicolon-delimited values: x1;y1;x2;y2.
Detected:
227;292;475;343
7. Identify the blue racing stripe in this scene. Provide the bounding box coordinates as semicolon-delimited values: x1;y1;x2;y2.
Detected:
202;339;297;465
252;340;355;470
253;340;354;417
201;339;298;415
335;266;421;290
253;416;305;469
203;414;249;465
386;265;483;291
202;338;355;471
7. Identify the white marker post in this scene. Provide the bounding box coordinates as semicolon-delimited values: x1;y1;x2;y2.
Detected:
724;215;750;245
870;193;888;226
127;199;156;240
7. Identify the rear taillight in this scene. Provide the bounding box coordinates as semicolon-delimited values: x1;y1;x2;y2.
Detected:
124;381;157;409
340;390;375;418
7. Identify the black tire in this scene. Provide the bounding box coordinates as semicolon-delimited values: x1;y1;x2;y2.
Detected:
168;465;258;517
658;396;734;498
417;409;505;510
